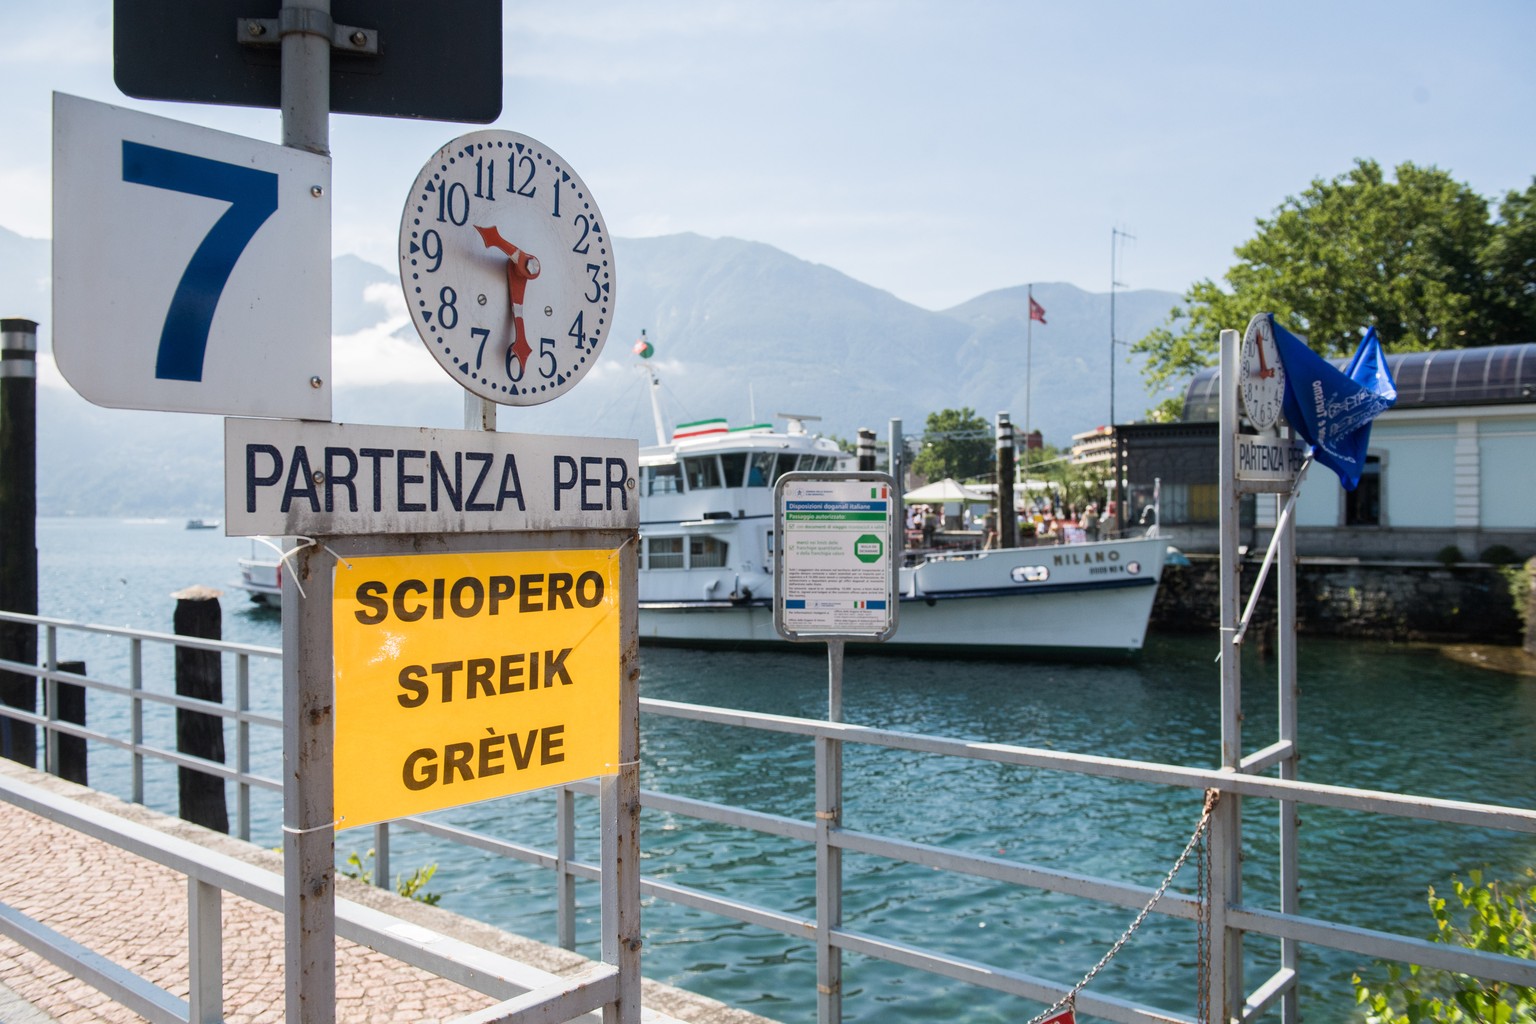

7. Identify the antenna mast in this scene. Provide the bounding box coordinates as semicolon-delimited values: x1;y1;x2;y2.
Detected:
1109;227;1135;426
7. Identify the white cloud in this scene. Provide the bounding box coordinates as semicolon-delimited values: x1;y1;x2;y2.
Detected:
330;284;436;387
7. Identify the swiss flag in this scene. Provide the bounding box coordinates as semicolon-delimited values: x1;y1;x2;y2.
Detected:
1039;1007;1074;1024
1029;297;1047;324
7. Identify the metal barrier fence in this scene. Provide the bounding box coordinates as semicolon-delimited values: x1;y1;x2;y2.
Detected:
2;608;1535;1023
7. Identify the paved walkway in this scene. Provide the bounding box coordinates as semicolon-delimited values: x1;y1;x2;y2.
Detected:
0;760;776;1024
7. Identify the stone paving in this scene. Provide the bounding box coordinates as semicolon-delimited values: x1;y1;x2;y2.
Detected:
0;761;775;1024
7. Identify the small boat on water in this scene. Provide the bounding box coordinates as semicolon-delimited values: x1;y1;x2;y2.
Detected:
186;518;221;530
637;414;1168;659
234;544;282;607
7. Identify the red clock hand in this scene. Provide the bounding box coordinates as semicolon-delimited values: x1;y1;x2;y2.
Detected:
1255;338;1275;379
474;225;541;374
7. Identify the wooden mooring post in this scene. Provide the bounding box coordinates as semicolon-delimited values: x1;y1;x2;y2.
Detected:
0;318;38;767
173;586;228;833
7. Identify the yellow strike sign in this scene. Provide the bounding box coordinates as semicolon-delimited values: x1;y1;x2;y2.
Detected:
333;548;620;828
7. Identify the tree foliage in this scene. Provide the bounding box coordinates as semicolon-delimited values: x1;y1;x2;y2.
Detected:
911;407;993;482
1352;870;1536;1024
1134;160;1536;393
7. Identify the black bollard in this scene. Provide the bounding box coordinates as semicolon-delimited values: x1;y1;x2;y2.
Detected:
0;318;39;766
54;660;88;785
173;586;228;833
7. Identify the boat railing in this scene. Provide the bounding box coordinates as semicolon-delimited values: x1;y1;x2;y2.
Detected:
1;609;1534;1023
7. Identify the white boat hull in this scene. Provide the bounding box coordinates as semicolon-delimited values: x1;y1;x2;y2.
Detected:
640;537;1168;659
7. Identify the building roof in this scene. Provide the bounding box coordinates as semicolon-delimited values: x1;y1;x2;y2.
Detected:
1181;341;1536;422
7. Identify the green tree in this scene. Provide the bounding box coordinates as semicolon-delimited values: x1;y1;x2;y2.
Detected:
1353;869;1536;1024
1481;178;1536;340
911;408;993;482
1134;160;1536;393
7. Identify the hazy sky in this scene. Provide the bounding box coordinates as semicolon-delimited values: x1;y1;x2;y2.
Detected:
4;0;1534;311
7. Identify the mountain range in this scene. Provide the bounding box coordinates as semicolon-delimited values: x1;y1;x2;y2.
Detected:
0;226;1183;516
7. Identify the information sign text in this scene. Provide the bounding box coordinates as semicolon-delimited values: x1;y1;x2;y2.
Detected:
774;473;899;641
225;419;637;536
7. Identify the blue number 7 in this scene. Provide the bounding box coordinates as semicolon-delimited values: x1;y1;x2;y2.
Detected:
121;142;279;382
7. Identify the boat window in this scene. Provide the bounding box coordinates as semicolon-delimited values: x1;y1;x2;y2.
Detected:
799;454;837;472
683;456;723;490
646;463;683;496
720;452;748;488
748;452;774;487
690;536;728;569
647;536;684;570
773;454;798;483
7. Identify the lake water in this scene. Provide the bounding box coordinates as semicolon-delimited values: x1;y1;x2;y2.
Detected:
30;517;1536;1023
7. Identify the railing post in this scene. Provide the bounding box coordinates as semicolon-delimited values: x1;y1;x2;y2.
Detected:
815;732;844;1024
187;877;223;1024
43;624;58;777
373;822;390;891
557;784;577;949
237;653;251;841
130;636;144;805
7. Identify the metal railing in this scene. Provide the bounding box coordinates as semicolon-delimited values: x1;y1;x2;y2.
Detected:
0;610;283;841
2;608;1535;1023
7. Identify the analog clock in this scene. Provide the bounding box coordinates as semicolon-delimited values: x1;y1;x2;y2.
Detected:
1240;313;1286;431
398;131;614;406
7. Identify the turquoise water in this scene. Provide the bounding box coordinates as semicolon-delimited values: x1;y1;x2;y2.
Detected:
32;517;1536;1023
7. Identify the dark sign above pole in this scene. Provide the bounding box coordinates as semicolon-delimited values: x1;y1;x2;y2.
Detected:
113;0;502;124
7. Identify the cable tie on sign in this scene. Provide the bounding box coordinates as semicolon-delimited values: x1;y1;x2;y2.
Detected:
605;759;641;768
253;535;318;600
321;543;353;570
282;816;343;835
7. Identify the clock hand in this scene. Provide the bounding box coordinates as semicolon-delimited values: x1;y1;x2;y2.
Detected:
474;225;541;374
1255;338;1275;379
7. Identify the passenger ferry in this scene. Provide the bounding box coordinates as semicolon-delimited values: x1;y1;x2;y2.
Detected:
637;414;1169;658
231;414;1169;657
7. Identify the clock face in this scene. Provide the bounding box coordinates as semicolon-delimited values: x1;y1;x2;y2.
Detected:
399;131;614;406
1240;313;1286;431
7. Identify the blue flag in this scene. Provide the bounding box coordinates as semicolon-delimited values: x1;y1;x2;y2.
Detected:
1272;318;1397;490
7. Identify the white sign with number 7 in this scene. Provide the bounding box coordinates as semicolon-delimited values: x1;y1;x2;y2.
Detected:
52;92;331;420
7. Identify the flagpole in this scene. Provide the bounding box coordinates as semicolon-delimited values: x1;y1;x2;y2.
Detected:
1025;284;1033;442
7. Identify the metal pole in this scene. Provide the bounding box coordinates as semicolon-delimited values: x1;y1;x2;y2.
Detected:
1211;328;1244;1022
0;318;38;767
278;5;333;1021
601;535;642;1022
1277;460;1300;1024
996;412;1016;549
284;541;335;1024
818;638;845;1023
889;419;904;559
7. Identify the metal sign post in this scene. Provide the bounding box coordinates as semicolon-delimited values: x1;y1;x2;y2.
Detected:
1214;322;1306;1024
772;470;898;1022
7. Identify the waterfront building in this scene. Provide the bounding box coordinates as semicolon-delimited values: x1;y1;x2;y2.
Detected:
1116;342;1536;562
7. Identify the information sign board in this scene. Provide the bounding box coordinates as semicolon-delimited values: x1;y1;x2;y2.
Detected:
332;548;620;828
774;472;899;642
224;419;638;536
52;93;331;419
113;0;502;124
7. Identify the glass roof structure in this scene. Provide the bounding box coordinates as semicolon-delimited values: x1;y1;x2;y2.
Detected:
1181;342;1536;422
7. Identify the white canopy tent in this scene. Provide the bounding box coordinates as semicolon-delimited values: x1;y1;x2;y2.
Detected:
902;478;991;504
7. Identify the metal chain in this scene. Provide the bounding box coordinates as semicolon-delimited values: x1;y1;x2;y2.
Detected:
1025;789;1221;1024
1197;789;1213;1024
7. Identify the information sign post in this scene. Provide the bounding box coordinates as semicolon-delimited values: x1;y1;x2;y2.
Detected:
772;470;898;1022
